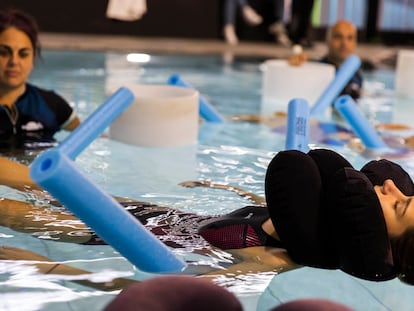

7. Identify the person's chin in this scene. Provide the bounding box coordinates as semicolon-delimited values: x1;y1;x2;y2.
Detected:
5;80;24;89
341;51;353;59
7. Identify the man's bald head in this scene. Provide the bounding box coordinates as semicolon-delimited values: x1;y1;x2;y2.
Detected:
326;20;357;65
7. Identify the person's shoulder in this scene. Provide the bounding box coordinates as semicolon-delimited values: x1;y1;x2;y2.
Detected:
27;83;61;98
27;83;69;105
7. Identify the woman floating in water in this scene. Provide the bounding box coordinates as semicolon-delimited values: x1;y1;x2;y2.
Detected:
1;148;414;288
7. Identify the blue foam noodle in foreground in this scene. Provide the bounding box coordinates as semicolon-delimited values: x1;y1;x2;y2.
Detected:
58;87;135;160
167;74;225;123
30;149;187;273
310;55;362;116
285;98;310;152
334;95;388;150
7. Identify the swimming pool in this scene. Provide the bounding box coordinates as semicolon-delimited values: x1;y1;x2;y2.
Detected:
1;50;414;310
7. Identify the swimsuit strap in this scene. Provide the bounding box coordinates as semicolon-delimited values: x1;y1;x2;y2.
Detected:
198;206;283;250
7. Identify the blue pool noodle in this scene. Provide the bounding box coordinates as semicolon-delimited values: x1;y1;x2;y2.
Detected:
310;55;362;116
167;74;225;123
58;87;134;160
285;98;310;152
334;95;387;150
30;150;186;273
30;87;187;273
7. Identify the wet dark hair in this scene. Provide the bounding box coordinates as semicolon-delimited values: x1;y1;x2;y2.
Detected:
390;228;414;285
0;9;41;57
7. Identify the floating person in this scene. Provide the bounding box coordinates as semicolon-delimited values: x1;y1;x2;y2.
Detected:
0;201;294;291
0;9;80;153
184;149;414;283
1;147;414;285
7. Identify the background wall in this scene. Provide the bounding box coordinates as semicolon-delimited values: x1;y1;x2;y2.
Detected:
0;0;222;39
1;0;413;45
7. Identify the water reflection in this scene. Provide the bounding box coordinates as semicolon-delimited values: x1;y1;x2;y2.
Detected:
1;50;413;311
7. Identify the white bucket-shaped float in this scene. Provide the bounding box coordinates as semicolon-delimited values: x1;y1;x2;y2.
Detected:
261;60;335;114
395;49;414;99
110;84;199;147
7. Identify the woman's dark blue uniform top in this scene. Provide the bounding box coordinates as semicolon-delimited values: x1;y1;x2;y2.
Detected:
0;83;76;149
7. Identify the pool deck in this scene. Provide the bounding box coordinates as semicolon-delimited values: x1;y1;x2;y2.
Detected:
39;32;414;67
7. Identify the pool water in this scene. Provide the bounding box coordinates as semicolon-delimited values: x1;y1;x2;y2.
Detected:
1;50;414;311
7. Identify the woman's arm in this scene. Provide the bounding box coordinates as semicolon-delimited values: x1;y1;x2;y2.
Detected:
179;180;266;206
0;246;136;291
2;156;263;207
0;156;137;203
0;198;93;244
0;157;40;191
63;115;81;131
197;246;298;278
0;245;298;291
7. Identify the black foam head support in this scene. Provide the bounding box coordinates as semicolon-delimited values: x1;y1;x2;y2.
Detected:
326;167;396;280
265;150;334;268
361;159;414;195
265;148;397;280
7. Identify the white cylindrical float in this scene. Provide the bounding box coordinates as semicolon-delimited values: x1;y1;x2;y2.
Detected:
261;60;335;114
110;84;199;147
395;49;414;99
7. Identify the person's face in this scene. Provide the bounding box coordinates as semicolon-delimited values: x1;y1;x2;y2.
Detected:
0;27;34;91
327;21;357;64
375;179;414;237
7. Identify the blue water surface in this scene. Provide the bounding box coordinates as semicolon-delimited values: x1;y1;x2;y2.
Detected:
1;50;413;311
